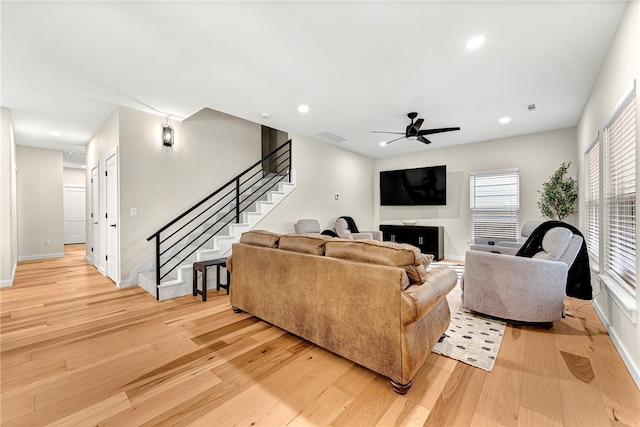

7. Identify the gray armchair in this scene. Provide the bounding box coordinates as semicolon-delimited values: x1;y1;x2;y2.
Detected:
334;217;383;241
461;227;583;324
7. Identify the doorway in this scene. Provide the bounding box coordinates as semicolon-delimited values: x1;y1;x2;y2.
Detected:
63;186;86;244
105;150;118;283
90;163;100;268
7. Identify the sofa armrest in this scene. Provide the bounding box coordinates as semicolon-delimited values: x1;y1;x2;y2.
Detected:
401;266;458;325
366;230;383;241
469;244;519;255
462;250;568;321
350;232;374;240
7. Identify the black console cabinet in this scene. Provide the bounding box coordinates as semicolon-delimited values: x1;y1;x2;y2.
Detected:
379;225;444;260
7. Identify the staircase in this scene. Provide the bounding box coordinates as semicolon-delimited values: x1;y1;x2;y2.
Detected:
139;140;294;301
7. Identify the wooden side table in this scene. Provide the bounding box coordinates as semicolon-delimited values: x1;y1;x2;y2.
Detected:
192;257;230;301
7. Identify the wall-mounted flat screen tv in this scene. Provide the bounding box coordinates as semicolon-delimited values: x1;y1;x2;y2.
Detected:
380;165;446;206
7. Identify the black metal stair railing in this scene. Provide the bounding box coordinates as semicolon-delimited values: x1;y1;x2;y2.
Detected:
147;140;292;300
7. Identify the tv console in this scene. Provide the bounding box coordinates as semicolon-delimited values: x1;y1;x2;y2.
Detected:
379;225;444;261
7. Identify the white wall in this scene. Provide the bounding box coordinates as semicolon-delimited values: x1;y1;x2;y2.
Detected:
0;107;18;286
576;0;639;387
16;145;64;260
63;167;86;186
374;127;577;260
258;133;376;233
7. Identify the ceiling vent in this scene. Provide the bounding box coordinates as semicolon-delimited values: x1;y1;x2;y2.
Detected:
526;103;536;112
317;131;347;143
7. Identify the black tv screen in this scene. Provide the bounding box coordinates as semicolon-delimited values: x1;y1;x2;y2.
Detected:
380;165;446;206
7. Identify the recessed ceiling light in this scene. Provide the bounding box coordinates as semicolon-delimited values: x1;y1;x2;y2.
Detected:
499;117;512;124
465;35;486;50
298;104;309;113
261;112;270;119
379;141;387;147
49;130;61;136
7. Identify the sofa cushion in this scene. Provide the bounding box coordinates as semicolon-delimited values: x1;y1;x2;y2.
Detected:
279;234;331;255
325;239;427;285
239;229;281;248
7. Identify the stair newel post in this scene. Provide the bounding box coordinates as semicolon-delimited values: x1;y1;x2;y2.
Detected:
154;234;161;301
288;140;292;176
235;176;241;224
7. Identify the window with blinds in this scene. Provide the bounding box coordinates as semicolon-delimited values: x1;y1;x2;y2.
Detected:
470;169;519;241
604;90;636;291
585;140;599;259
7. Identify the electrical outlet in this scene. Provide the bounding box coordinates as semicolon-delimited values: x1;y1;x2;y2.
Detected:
131;207;137;216
44;239;50;246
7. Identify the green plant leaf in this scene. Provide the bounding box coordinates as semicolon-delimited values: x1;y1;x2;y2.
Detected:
537;161;578;221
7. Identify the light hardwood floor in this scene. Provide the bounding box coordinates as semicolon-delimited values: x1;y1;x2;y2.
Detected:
1;244;639;426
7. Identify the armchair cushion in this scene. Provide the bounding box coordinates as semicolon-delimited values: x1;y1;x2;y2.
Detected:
294;219;321;234
335;217;383;241
533;227;573;261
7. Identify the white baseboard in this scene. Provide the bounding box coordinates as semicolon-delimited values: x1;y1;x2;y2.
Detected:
18;253;64;261
1;262;17;287
593;299;640;390
98;266;106;276
84;255;92;264
117;279;136;288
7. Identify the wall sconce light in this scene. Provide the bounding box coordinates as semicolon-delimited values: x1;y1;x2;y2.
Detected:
162;125;174;147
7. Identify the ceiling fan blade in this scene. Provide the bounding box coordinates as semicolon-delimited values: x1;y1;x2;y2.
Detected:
417;135;432;145
382;136;406;145
371;131;405;135
413;118;424;130
417;127;461;136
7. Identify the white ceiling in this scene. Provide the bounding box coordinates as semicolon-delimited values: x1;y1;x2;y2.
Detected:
1;1;628;167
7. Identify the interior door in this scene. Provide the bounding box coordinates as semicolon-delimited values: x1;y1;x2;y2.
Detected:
63;186;86;244
105;151;118;283
91;164;100;267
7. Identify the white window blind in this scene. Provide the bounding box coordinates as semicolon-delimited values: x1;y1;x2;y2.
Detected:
585;140;599;259
470;169;519;241
605;91;636;291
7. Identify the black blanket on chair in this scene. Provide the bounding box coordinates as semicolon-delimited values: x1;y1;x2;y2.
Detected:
339;216;360;233
516;220;592;300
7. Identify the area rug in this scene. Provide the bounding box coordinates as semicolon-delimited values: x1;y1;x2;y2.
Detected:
428;263;506;371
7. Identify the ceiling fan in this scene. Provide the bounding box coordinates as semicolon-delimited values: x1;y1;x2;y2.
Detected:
372;112;460;145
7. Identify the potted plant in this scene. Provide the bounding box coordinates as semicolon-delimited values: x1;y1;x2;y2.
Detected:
537;162;578;221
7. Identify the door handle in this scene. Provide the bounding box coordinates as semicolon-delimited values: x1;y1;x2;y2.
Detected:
110;224;117;228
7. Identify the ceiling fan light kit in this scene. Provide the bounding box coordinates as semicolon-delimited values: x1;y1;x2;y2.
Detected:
371;112;460;146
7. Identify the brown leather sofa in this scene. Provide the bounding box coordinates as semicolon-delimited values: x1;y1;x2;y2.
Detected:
227;230;458;394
